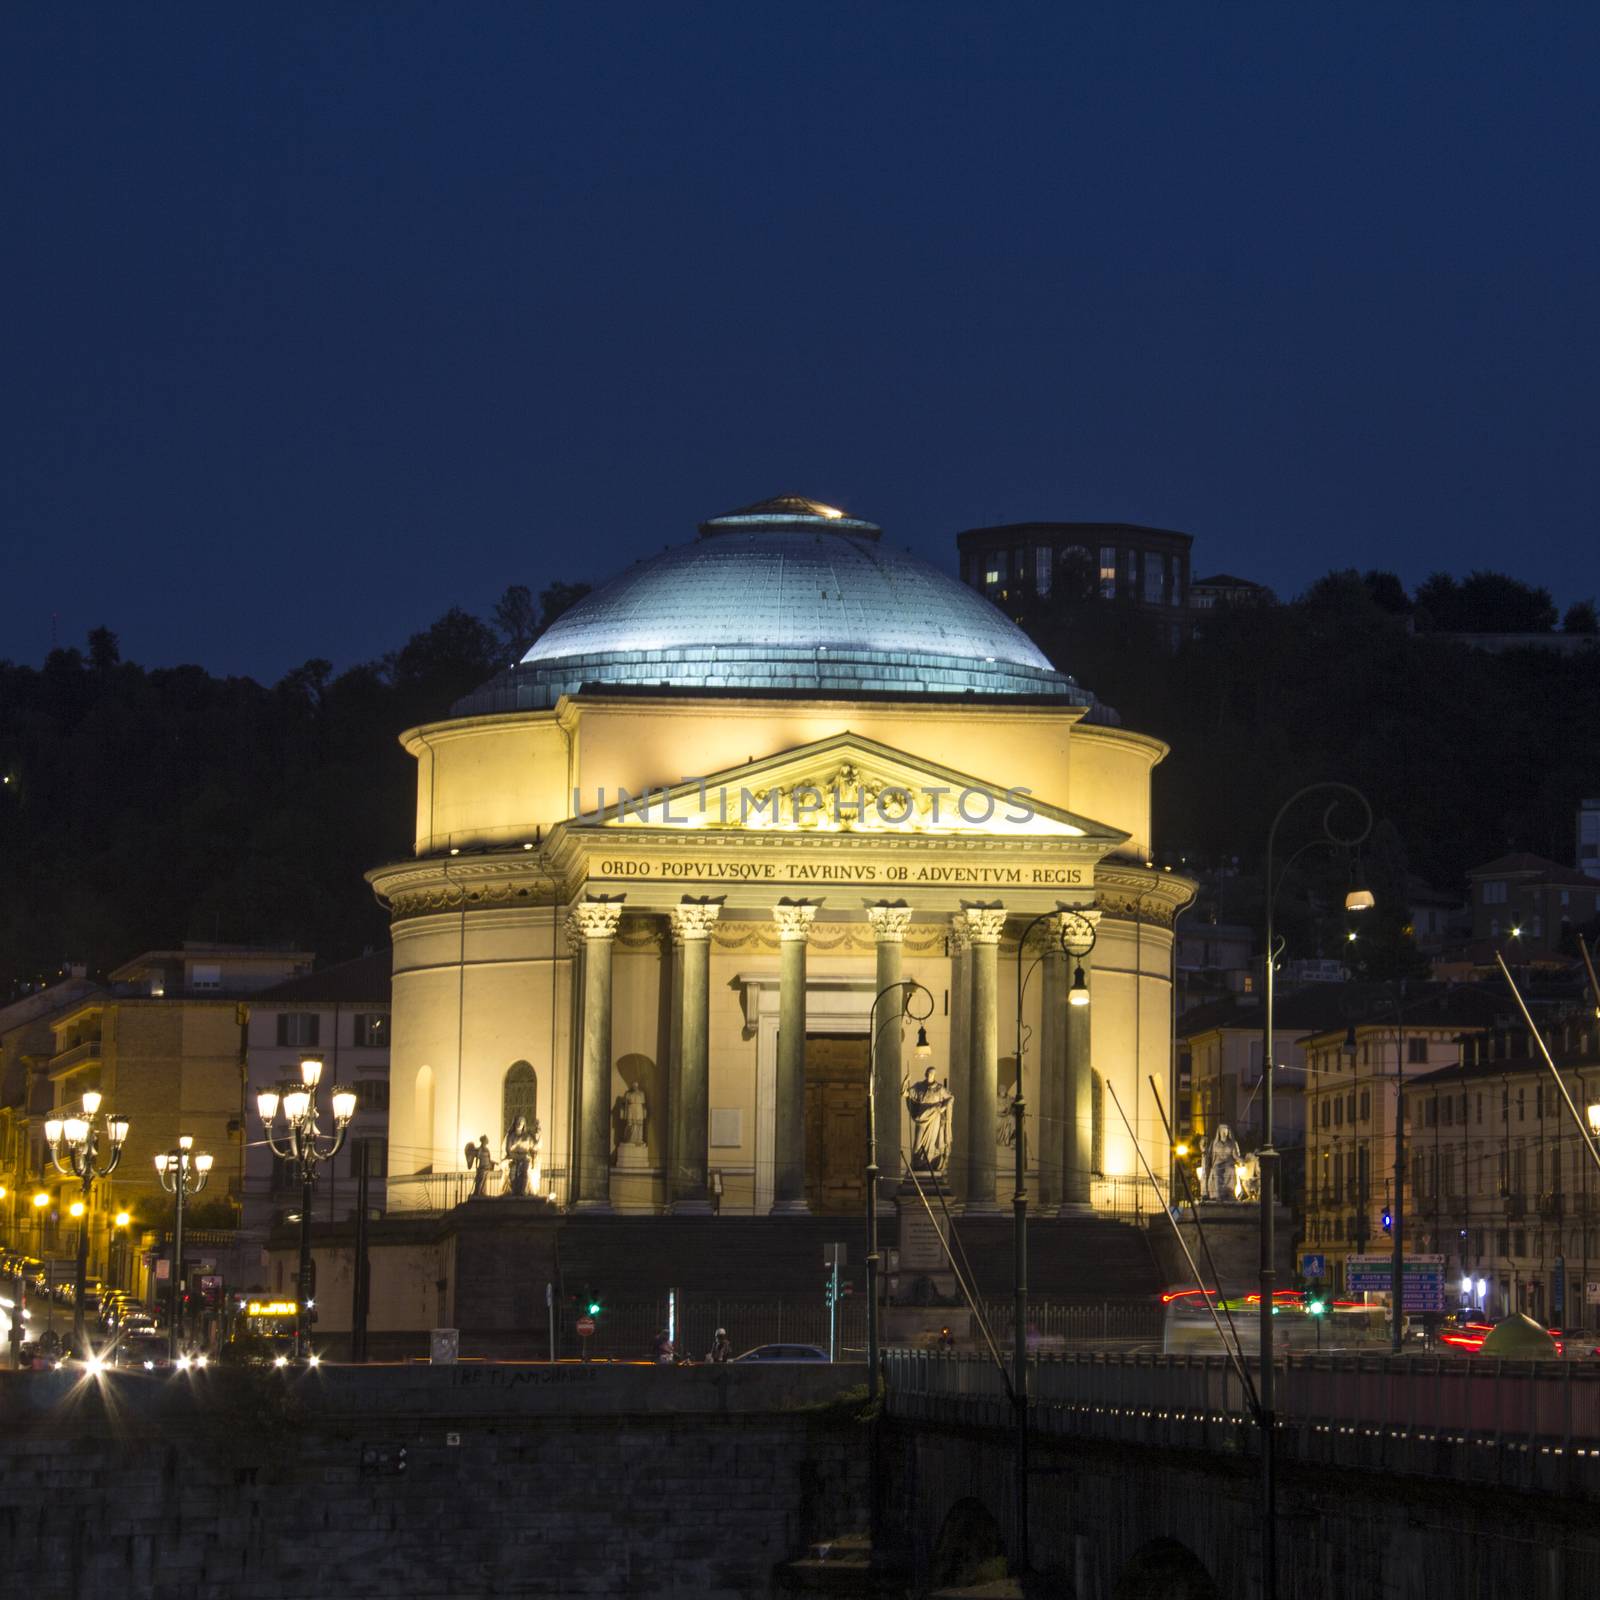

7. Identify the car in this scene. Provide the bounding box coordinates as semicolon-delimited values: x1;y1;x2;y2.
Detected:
730;1343;831;1363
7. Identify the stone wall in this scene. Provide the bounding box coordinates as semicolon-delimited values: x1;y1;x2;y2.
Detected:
883;1415;1600;1597
0;1365;869;1600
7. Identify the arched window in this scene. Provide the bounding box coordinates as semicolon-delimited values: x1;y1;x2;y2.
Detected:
413;1064;435;1173
503;1061;538;1141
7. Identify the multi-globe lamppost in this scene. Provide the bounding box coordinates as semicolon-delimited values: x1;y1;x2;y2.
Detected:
1259;781;1373;1600
257;1056;355;1359
155;1136;213;1362
43;1090;129;1348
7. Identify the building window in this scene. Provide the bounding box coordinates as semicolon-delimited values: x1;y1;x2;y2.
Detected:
191;963;222;991
1359;1090;1370;1121
276;1013;320;1048
503;1060;538;1142
1482;880;1508;904
1099;546;1117;599
349;1136;387;1180
1408;1038;1428;1063
353;1013;388;1048
984;569;1001;587
1035;547;1052;596
1144;557;1163;605
270;1155;298;1194
1123;547;1138;593
355;1079;389;1113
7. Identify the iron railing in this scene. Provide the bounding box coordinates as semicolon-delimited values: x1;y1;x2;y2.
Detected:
556;1293;869;1362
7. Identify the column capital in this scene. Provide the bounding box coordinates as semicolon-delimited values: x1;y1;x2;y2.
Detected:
961;901;1007;945
949;911;971;953
864;901;912;943
570;896;625;942
773;898;821;941
1058;906;1100;957
670;896;724;941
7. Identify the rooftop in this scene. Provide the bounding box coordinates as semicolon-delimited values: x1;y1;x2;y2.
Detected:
455;495;1101;716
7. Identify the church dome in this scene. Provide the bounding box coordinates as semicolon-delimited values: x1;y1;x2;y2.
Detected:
455;496;1097;715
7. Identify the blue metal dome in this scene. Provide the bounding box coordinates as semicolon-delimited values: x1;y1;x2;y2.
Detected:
455;497;1097;714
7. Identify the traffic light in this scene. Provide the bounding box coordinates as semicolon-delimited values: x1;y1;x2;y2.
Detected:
1303;1290;1327;1317
1381;1208;1393;1234
586;1298;602;1318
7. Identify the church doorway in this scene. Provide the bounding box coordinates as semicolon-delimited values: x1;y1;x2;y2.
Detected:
804;1033;869;1215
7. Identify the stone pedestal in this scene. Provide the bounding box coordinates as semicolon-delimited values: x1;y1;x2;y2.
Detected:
890;1189;957;1304
1149;1200;1295;1299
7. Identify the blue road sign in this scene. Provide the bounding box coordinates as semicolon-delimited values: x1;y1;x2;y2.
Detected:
1300;1253;1326;1280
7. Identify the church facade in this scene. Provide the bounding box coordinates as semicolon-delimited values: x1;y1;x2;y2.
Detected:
369;497;1192;1220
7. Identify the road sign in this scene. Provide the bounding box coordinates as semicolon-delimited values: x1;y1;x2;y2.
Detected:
576;1315;596;1338
1344;1253;1446;1311
1300;1253;1326;1280
823;1242;848;1268
1587;1282;1600;1307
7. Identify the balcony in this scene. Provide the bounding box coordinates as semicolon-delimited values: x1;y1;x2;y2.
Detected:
1538;1192;1564;1221
1501;1192;1526;1220
48;1038;103;1079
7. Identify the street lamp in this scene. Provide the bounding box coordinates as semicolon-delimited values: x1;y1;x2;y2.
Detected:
155;1137;213;1362
257;1056;356;1358
1005;906;1096;1575
1260;782;1372;1600
44;1090;130;1348
866;979;934;1401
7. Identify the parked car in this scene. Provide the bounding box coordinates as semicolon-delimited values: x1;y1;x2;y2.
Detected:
731;1343;831;1363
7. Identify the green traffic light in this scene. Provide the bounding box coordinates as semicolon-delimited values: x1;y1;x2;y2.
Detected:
586;1300;602;1317
1306;1297;1326;1317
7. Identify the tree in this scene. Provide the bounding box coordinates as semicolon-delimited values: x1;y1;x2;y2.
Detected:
1362;571;1412;616
539;581;591;632
87;626;120;673
1563;599;1598;635
493;585;540;657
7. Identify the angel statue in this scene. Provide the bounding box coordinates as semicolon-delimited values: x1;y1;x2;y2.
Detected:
504;1113;542;1197
903;1063;955;1178
465;1134;496;1199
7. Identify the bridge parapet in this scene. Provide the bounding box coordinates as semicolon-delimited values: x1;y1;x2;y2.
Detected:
884;1348;1600;1497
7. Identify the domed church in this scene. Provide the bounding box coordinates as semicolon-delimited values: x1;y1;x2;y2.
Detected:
369;496;1192;1224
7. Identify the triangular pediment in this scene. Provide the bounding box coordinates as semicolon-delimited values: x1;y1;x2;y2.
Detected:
575;732;1127;845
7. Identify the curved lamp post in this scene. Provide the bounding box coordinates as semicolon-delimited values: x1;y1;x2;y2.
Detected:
44;1091;129;1348
866;978;934;1401
257;1057;355;1359
1259;782;1372;1600
155;1137;213;1361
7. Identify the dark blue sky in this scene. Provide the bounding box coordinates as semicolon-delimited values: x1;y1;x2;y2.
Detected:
4;4;1596;680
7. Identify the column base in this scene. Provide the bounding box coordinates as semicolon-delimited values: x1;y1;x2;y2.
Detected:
960;1199;1005;1217
571;1198;614;1215
1053;1200;1095;1217
768;1198;812;1217
669;1198;714;1216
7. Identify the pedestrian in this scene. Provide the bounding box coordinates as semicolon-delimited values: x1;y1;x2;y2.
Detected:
708;1327;732;1363
652;1328;673;1363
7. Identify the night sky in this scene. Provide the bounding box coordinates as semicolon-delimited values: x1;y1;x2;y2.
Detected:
4;4;1596;681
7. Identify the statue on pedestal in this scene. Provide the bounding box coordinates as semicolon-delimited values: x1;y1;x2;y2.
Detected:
614;1081;651;1170
504;1113;541;1197
996;1083;1018;1149
464;1134;496;1198
904;1064;954;1177
1205;1123;1242;1203
623;1082;647;1147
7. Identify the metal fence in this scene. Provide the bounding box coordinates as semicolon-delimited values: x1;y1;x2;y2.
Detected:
884;1347;1600;1450
977;1298;1165;1345
557;1293;869;1362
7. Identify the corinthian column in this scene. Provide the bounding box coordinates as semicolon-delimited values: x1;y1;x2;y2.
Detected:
771;898;820;1215
866;901;913;1191
569;897;624;1212
1038;937;1066;1211
668;897;723;1214
963;903;1007;1213
947;914;972;1201
1062;910;1100;1213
